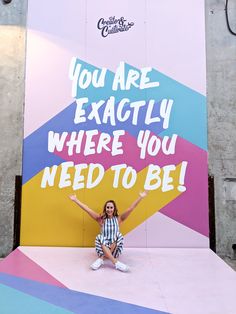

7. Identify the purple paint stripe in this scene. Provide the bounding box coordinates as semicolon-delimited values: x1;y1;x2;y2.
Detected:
0;272;169;314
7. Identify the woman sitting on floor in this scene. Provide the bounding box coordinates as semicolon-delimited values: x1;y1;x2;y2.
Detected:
69;191;147;272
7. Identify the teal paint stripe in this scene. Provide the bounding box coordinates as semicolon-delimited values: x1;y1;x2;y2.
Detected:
71;59;207;150
151;72;207;150
0;283;73;314
0;272;170;314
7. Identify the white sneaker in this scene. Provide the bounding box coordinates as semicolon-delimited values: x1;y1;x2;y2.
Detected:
115;261;129;272
90;258;104;270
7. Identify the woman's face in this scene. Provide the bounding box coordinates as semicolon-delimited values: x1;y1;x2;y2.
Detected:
105;202;115;217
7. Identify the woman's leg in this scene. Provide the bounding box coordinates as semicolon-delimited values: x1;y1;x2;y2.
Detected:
113;233;124;258
110;242;117;254
93;234;128;271
91;235;105;270
102;241;129;272
101;244;117;264
95;234;105;257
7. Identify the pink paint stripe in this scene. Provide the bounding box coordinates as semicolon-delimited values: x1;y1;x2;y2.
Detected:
160;148;209;237
54;132;208;237
54;132;205;171
0;248;65;287
54;131;140;170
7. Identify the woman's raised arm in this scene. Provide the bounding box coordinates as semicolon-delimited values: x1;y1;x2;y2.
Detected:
119;191;148;223
69;194;100;222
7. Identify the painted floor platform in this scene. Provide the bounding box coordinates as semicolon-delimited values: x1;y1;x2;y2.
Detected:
0;247;236;314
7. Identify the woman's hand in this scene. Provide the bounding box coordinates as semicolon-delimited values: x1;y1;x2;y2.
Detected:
120;190;148;223
69;194;77;202
139;190;148;199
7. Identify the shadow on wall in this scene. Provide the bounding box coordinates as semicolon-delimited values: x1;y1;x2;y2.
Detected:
208;175;216;252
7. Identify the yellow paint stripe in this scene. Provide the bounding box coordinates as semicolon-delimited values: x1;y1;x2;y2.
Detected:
20;164;183;246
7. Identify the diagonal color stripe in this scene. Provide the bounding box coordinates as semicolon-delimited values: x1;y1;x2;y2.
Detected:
20;148;208;245
18;246;169;311
22;99;165;184
20;163;184;246
0;248;65;287
23;61;206;184
125;211;208;247
159;149;208;237
0;281;73;314
0;272;170;314
64;59;207;149
54;131;206;172
54;133;208;236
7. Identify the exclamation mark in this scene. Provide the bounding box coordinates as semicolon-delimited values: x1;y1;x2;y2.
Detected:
177;161;188;192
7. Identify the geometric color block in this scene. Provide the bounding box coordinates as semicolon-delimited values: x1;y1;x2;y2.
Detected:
23;68;207;184
0;273;170;314
0;248;65;287
18;246;169;311
0;282;73;314
125;212;209;247
20;164;186;247
2;247;236;314
158;139;208;237
23;0;208;248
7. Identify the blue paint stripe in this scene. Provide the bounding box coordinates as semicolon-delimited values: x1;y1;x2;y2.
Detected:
0;272;170;314
22;100;165;184
0;282;73;314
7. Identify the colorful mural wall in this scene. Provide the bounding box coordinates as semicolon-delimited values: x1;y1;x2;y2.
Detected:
20;0;208;247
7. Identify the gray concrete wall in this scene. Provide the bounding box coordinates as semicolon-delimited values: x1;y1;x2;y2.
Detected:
0;0;27;256
0;0;236;258
206;0;236;258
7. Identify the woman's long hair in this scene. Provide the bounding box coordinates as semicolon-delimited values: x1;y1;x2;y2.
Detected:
100;200;119;220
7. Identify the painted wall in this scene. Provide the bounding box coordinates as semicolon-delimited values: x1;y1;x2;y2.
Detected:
2;0;236;258
20;0;208;248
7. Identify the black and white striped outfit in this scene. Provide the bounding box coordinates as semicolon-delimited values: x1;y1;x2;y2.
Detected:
95;216;124;258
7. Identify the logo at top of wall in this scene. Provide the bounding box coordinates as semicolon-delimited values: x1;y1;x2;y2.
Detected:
97;16;134;38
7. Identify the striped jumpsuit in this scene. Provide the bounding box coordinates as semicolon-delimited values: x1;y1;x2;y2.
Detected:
95;216;124;258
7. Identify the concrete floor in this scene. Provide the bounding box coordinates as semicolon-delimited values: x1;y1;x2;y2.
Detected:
221;256;236;272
